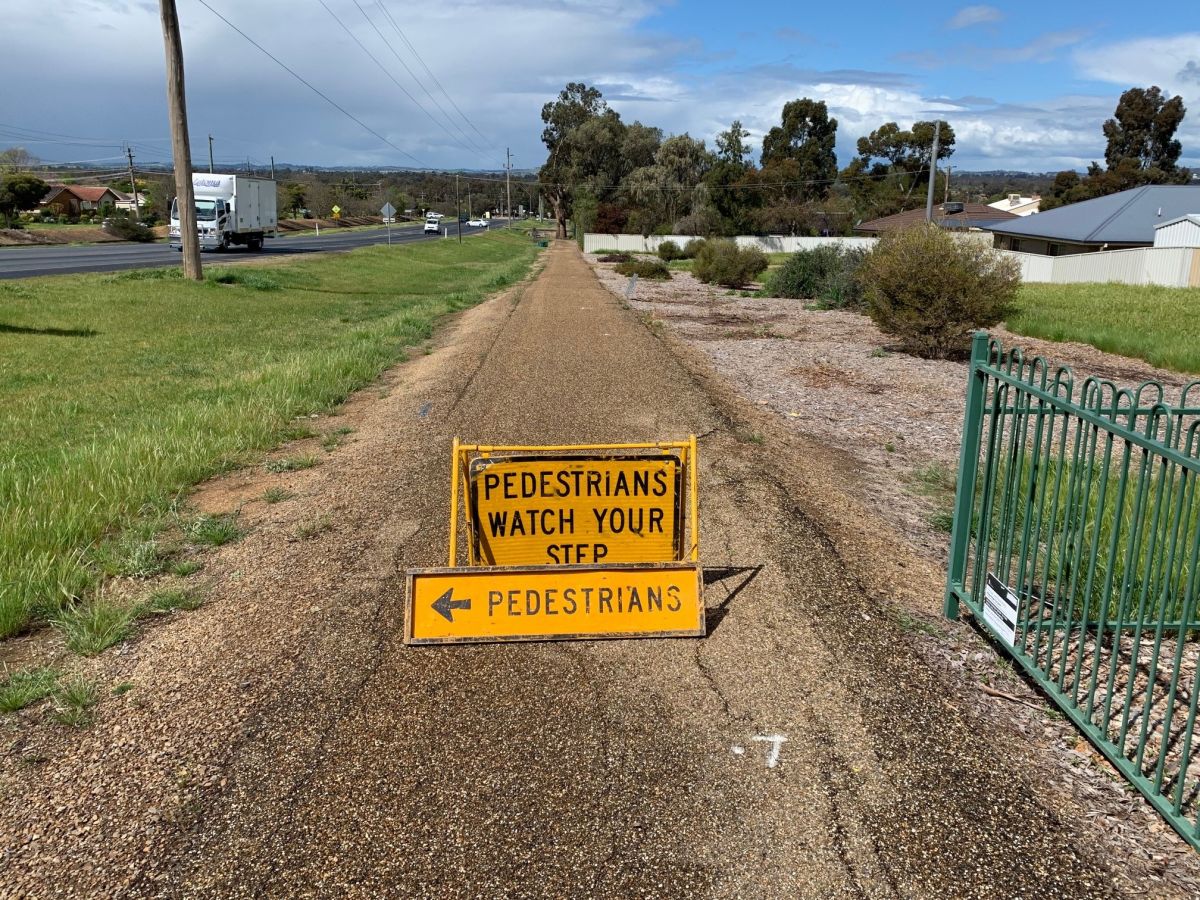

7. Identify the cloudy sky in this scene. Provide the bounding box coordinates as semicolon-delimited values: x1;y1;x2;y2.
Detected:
4;1;1199;174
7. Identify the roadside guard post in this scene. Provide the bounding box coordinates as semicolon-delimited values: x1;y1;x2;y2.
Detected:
405;438;704;645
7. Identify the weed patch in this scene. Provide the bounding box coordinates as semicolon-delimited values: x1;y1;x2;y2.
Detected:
266;455;318;473
185;514;243;547
142;586;201;614
262;487;294;504
53;597;135;655
51;676;97;727
0;667;57;712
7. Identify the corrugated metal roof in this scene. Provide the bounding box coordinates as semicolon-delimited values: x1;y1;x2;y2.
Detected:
985;185;1200;245
1155;213;1200;230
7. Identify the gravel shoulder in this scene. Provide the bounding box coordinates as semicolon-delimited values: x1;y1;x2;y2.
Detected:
591;253;1200;893
0;242;1177;897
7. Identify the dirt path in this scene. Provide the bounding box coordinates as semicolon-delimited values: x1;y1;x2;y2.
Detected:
2;242;1129;897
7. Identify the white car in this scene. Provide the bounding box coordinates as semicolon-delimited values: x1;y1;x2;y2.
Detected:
423;219;440;234
467;218;487;228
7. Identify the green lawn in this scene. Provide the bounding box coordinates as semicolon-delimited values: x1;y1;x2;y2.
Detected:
0;230;540;638
1007;283;1200;375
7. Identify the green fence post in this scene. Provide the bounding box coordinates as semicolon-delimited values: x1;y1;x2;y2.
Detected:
945;331;990;619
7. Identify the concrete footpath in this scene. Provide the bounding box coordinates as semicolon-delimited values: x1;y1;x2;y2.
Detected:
2;241;1120;897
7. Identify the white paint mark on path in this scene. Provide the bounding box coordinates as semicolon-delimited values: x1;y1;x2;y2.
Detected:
751;734;788;768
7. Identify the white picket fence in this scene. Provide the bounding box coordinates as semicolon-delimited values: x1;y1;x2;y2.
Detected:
582;233;875;255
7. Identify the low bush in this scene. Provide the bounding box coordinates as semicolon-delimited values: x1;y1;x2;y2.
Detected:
682;238;706;259
859;224;1020;359
656;240;683;261
102;216;157;243
597;252;632;263
693;239;768;288
614;259;671;280
768;244;870;309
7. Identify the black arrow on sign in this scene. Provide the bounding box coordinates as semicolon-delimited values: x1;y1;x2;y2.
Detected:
431;588;472;623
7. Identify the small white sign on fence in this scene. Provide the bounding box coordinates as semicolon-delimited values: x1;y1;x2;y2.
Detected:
983;573;1019;645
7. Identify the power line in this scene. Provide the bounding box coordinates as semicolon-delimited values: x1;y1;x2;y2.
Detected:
345;0;487;156
194;0;427;169
375;1;492;149
315;0;481;158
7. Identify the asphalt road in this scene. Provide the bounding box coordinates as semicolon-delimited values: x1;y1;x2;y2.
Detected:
0;220;500;279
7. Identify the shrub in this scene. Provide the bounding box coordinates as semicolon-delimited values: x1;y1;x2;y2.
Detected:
102;216;157;243
656;240;683;261
858;224;1020;359
682;238;706;259
769;244;870;309
614;259;671;280
597;252;632;263
693;239;768;288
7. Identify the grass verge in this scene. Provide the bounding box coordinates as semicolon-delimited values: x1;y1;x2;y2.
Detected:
1007;283;1200;375
0;229;541;637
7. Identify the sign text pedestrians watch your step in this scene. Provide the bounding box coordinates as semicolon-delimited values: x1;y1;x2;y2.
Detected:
404;438;703;645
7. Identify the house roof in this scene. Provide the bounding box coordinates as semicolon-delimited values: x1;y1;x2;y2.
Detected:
856;202;1019;234
987;194;1039;209
1155;213;1200;230
984;185;1200;245
41;184;121;204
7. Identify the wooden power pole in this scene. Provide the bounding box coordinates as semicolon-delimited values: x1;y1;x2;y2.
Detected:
159;0;201;280
125;147;140;222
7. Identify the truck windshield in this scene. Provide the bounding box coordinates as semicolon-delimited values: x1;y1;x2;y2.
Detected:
195;200;217;221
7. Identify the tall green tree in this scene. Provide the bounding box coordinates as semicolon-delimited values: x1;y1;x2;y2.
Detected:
840;119;955;219
539;82;614;238
760;99;838;201
1103;86;1188;177
716;120;752;166
1042;85;1190;210
0;174;49;227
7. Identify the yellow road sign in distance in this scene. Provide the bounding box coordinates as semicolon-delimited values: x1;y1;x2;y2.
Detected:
405;563;704;645
469;455;681;566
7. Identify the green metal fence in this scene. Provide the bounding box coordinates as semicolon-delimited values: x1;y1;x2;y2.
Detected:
945;332;1200;848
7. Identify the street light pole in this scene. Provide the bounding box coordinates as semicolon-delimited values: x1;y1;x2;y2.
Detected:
455;174;462;245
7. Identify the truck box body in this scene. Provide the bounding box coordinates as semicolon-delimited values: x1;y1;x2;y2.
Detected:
169;173;277;250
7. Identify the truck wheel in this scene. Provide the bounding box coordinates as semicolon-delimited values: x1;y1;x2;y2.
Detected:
248;236;263;251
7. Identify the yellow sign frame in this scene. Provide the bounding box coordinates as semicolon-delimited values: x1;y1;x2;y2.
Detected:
448;437;700;568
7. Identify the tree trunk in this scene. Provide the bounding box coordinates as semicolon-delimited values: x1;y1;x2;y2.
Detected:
550;190;567;240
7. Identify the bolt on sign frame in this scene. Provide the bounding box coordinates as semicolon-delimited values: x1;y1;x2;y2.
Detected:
447;437;700;568
945;332;1200;849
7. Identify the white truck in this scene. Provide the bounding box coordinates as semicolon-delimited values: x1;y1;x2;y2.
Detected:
169;173;277;251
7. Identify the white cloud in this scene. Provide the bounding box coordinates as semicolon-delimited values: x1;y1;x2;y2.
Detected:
1074;33;1200;100
2;2;1194;174
1072;34;1200;168
946;5;1003;30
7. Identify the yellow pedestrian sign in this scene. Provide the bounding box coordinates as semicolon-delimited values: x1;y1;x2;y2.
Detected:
405;563;704;644
404;437;703;646
469;454;682;566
